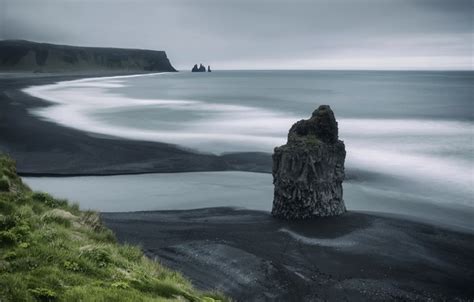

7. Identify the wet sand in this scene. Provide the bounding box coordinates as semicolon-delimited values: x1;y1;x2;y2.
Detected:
3;73;474;301
102;208;474;301
0;73;271;175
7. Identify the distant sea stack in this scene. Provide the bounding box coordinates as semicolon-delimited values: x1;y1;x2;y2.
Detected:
192;63;207;72
272;105;346;219
0;40;177;72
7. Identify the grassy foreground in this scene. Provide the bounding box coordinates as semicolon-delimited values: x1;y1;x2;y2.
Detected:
0;155;226;302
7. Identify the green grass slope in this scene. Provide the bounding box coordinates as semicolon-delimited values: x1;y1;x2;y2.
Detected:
0;155;226;302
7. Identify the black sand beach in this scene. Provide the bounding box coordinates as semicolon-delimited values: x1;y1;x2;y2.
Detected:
0;73;271;175
102;208;474;301
3;73;474;301
3;1;473;301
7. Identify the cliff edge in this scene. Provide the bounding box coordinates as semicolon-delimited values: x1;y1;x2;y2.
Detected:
272;105;346;219
0;40;177;73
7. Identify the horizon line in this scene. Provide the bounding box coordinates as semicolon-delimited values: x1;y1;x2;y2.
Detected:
175;68;473;72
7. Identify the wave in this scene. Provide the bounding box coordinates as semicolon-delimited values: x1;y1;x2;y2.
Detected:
23;73;295;151
23;73;474;206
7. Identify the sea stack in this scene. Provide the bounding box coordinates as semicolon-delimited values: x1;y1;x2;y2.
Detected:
192;64;206;72
272;105;346;219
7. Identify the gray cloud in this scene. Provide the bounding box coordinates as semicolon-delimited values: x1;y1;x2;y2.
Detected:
1;0;472;69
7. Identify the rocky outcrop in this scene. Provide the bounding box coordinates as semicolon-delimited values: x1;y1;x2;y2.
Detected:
207;65;212;72
272;105;346;219
192;63;206;72
0;40;177;72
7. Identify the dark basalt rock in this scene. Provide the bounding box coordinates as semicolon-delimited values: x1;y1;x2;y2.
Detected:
192;63;206;72
207;65;212;72
289;105;338;144
272;105;346;220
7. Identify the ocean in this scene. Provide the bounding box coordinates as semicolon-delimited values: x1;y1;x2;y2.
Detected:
23;70;474;230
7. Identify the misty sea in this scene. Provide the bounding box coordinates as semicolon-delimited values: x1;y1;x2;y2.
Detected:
23;70;474;231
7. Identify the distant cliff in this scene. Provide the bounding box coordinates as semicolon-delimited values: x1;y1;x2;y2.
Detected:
0;40;177;73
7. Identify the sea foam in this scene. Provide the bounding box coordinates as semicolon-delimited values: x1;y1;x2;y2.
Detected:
23;73;474;207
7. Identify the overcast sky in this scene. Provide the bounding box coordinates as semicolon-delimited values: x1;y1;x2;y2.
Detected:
1;0;472;70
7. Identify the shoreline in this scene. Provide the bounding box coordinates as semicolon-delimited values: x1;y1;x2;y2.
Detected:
23;170;474;233
0;72;272;175
101;207;474;301
15;152;273;177
3;72;474;300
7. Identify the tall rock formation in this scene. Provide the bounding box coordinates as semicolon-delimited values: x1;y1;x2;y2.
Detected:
272;105;346;220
